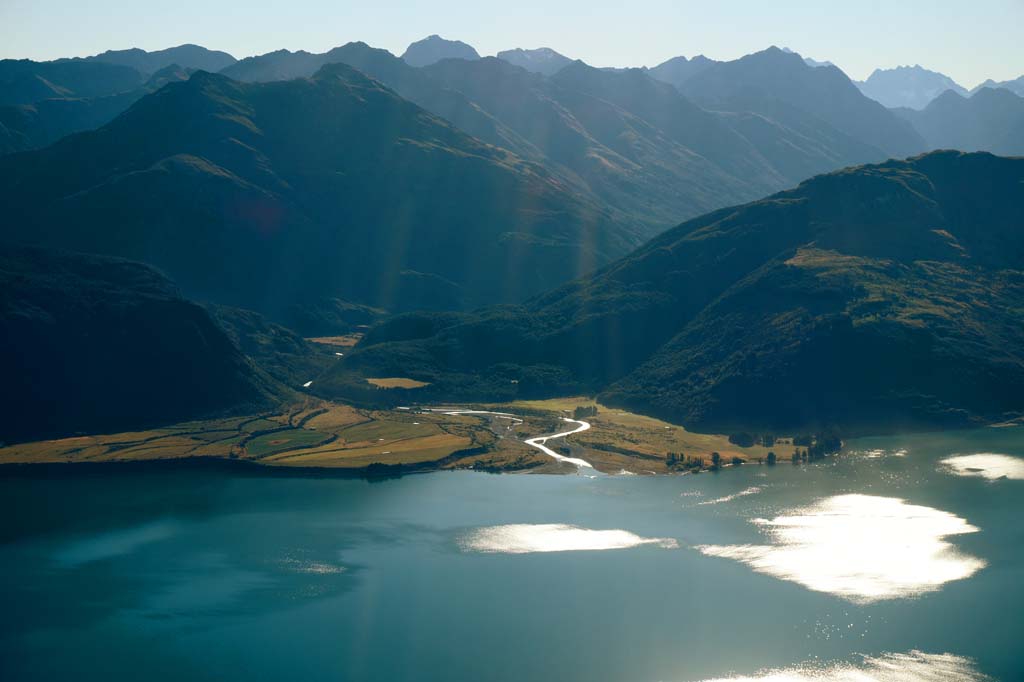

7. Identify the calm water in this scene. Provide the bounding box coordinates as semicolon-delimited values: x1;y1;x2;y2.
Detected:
1;427;1022;681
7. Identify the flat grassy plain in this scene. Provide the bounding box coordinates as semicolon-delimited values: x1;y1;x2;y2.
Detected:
306;334;364;348
0;402;506;471
0;397;789;474
366;377;432;389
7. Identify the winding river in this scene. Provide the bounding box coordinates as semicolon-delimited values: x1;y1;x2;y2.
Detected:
432;409;594;468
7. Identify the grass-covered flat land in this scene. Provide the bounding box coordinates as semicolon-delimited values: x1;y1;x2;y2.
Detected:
0;397;793;475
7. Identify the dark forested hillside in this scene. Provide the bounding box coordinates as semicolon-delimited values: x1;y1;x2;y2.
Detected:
0;65;639;322
0;246;280;443
335;151;1024;433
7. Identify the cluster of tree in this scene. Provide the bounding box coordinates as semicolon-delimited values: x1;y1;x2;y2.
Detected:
666;452;705;471
789;431;843;464
573;405;598;419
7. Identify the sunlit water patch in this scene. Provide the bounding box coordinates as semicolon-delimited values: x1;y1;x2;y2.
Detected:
940;453;1024;481
697;486;763;506
698;494;984;603
460;524;678;554
690;650;990;681
854;448;908;458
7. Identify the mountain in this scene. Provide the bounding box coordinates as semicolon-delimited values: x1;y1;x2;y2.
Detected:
496;47;573;75
333;151;1024;434
401;35;480;67
781;47;833;69
0;65;640;322
856;65;967;109
678;46;926;159
646;55;719;90
220;48;329;82
0;59;144;106
0;245;279;444
219;43;884;237
72;44;236;75
420;56;787;229
894;88;1024;155
971;75;1024;97
0;65;192;155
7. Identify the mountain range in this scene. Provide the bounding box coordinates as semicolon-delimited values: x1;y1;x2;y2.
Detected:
971;75;1024;97
495;47;573;75
0;64;193;154
856;65;968;110
331;151;1024;434
64;43;237;75
402;34;480;67
895;87;1024;156
0;64;640;321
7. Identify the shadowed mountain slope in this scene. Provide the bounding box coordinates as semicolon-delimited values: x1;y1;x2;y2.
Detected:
0;65;193;155
0;246;279;443
679;47;926;159
895;88;1024;156
336;151;1024;434
0;59;145;106
0;65;639;321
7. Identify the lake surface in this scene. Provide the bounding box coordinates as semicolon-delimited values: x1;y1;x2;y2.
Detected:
1;427;1022;681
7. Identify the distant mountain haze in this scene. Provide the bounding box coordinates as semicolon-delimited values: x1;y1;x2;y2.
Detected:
68;44;237;75
678;47;926;159
856;65;967;110
213;42;893;238
401;34;480;67
495;47;573;75
895;88;1024;156
646;55;719;90
970;75;1024;97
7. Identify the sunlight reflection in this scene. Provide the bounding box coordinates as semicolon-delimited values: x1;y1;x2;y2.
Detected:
460;523;678;554
690;650;991;681
940;453;1024;481
698;494;984;603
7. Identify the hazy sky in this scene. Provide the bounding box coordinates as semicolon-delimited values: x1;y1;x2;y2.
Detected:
2;0;1021;87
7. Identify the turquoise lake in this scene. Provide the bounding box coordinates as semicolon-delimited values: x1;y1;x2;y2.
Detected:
1;426;1022;681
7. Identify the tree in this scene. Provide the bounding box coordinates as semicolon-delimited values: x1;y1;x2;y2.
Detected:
711;452;721;469
731;456;744;466
766;451;777;466
728;432;755;447
573;405;598;419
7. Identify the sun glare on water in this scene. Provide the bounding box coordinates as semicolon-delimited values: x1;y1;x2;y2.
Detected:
689;650;991;682
940;453;1024;480
698;494;985;603
460;524;678;554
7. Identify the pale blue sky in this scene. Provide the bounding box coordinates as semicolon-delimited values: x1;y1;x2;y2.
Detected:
1;0;1021;88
